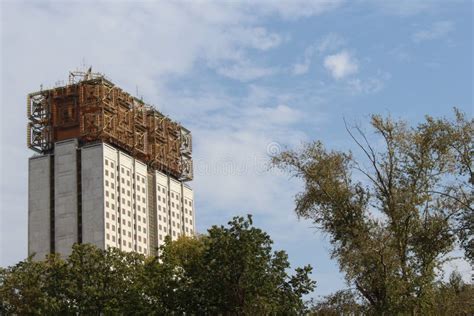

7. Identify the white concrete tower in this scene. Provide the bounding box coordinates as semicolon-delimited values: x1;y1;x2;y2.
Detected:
28;140;195;259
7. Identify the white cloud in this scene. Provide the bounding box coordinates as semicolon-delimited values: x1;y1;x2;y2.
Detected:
347;71;391;95
249;0;344;20
292;33;345;75
215;60;278;82
412;21;454;43
292;62;311;75
316;33;346;54
323;51;359;79
347;77;383;94
156;82;313;220
364;0;436;16
233;27;283;51
244;104;303;126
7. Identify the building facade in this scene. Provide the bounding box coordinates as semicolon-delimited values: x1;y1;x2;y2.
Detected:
28;71;195;259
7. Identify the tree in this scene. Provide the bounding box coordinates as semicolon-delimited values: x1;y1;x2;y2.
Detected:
433;271;474;315
64;244;148;314
1;215;315;314
272;110;473;314
0;257;52;315
198;215;315;314
0;245;150;315
146;215;316;314
310;289;367;315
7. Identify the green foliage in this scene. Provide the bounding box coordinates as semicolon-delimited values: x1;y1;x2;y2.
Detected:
145;215;315;314
309;290;367;315
433;271;474;315
272;109;473;314
309;275;474;316
0;215;315;315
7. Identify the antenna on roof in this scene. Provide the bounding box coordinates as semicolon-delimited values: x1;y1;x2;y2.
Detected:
85;66;92;80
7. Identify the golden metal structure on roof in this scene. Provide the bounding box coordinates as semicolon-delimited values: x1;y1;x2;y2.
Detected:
27;71;193;181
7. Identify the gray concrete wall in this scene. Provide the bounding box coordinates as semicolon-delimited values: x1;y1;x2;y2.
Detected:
54;139;78;257
28;155;51;260
81;143;105;249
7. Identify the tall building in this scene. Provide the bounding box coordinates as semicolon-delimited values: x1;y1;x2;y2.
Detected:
27;70;195;259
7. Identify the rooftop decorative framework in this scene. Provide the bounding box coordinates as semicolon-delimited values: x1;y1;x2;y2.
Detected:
27;70;193;181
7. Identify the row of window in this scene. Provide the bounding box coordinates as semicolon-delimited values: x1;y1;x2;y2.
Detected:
104;183;147;204
106;240;147;254
157;202;193;216
104;159;146;183
105;211;147;233
106;230;147;243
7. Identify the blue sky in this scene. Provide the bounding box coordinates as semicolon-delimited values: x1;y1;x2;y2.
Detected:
1;0;472;298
